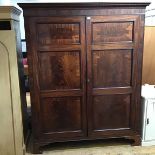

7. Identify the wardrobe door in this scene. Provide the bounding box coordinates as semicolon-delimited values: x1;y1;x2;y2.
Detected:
86;15;142;138
27;17;87;141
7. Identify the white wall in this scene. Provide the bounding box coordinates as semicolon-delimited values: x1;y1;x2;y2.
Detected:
146;1;155;26
0;0;154;39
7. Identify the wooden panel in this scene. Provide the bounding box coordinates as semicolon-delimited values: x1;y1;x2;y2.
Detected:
92;22;133;43
0;31;24;155
92;50;132;88
40;97;82;133
37;23;80;45
93;95;131;130
39;51;81;90
142;26;155;85
0;37;15;155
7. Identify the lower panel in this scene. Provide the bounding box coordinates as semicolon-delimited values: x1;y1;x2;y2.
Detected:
40;97;83;134
91;94;131;131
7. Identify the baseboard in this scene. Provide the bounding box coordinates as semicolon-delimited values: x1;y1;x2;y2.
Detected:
142;140;155;146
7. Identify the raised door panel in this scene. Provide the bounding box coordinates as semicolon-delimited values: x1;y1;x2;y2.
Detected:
37;23;80;45
93;95;131;130
86;15;140;138
92;22;133;43
39;51;81;90
41;97;82;133
28;17;86;140
93;50;132;87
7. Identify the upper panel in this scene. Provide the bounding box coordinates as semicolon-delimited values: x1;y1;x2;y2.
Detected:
92;22;133;43
32;17;84;50
37;23;80;45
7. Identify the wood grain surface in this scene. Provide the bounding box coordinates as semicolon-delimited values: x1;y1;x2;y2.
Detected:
19;2;149;153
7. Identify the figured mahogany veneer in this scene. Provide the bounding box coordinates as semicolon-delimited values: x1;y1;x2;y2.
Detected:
18;2;150;153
